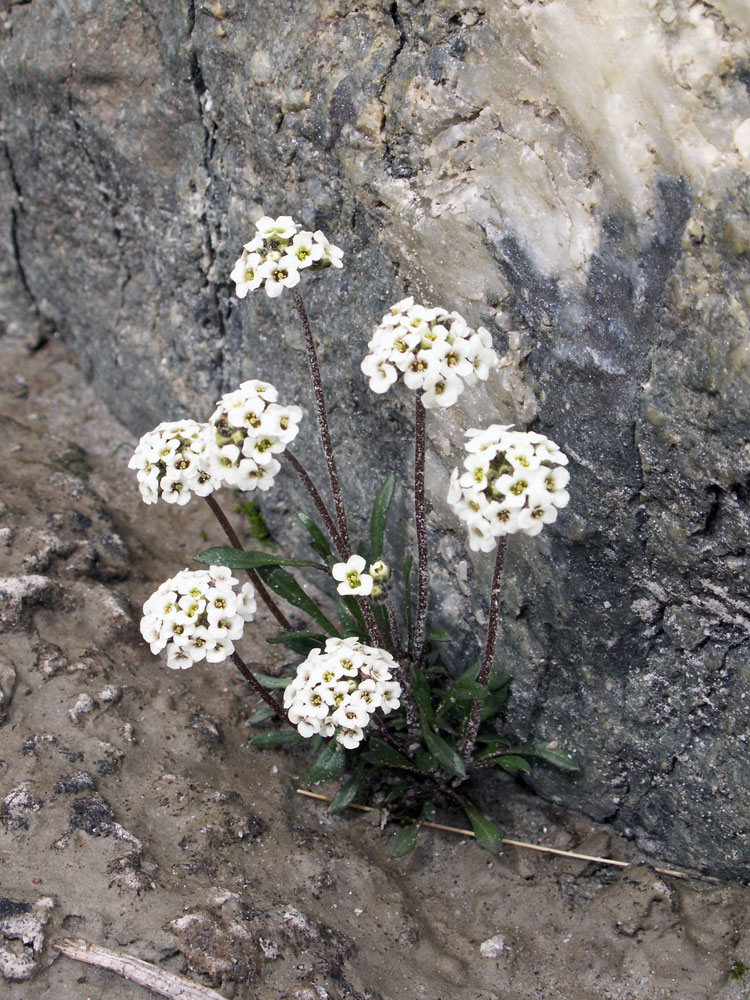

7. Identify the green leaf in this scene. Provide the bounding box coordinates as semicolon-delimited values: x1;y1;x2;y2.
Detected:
250;731;303;747
195;546;322;570
391;822;420;858
421;725;466;780
306;739;346;785
414;748;440;773
411;665;435;727
336;600;362;638
297;512;332;559
445;679;491;703
426;627;451;643
364;736;417;771
495;755;531;775
462;800;503;854
488;667;510;691
266;631;326;656
256;565;339;635
527;743;580;772
370;472;396;561
479;685;509;722
330;766;367;812
254;672;293;689
422;799;437;822
248;705;276;724
384;782;410;804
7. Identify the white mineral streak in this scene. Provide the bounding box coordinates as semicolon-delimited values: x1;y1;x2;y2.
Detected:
346;0;749;289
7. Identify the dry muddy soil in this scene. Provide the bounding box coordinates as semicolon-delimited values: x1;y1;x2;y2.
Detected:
1;329;749;1000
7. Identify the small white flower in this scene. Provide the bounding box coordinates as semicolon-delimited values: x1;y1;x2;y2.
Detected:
230;215;344;299
129;421;219;505
448;426;570;547
361;300;498;407
331;555;374;597
285;638;400;746
140;568;256;668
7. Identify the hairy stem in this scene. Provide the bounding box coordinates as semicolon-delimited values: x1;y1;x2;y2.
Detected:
230;650;285;719
385;590;405;660
203;494;292;631
413;392;428;662
283;450;346;557
461;536;508;762
291;288;350;553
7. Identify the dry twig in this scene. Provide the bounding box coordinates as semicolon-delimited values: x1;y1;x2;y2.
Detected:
296;789;720;882
53;937;228;1000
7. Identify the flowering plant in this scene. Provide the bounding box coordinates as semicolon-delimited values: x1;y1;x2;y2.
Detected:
132;214;577;856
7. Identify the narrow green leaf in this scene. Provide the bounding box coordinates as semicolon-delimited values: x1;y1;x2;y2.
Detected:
421;725;466;779
309;733;323;753
266;631;326;656
306;739;347;786
422;799;437;822
414;748;440;773
391;822;420;858
297;512;332;558
445;679;491;703
254;672;293;690
256;565;339;635
462;800;503;854
384;782;410;804
459;659;482;683
364;736;417;771
480;685;509;722
488;667;510;691
527;743;581;772
370;472;396;561
250;731;303;747
426;627;451;643
341;594;368;632
195;546;322;570
330;766;367;812
495;755;531;775
248;705;276;724
411;665;435;726
336;600;362;638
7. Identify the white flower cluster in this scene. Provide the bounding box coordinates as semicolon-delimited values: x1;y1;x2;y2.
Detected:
128;420;219;505
283;638;402;748
130;380;301;504
140;566;257;670
361;297;498;409
448;425;570;550
208;379;302;492
230;215;343;299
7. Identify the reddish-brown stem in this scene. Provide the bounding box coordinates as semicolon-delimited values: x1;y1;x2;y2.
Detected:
291;288;351;554
230;651;285;719
461;535;508;763
283;450;346;558
413;392;428;663
203;494;292;631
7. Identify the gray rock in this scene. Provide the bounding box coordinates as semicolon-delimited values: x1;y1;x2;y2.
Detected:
1;0;749;877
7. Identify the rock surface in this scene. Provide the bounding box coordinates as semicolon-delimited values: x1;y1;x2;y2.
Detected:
1;0;749;876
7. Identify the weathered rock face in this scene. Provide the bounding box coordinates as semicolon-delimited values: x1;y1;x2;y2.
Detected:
1;0;749;877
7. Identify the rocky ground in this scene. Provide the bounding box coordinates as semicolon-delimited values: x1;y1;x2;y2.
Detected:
1;327;749;1000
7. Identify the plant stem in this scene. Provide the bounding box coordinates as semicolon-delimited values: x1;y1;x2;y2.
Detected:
291;288;350;554
461;535;508;763
369;713;406;753
385;590;405;660
203;494;293;631
413;391;428;663
230;650;285;719
283;450;346;558
358;597;388;650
